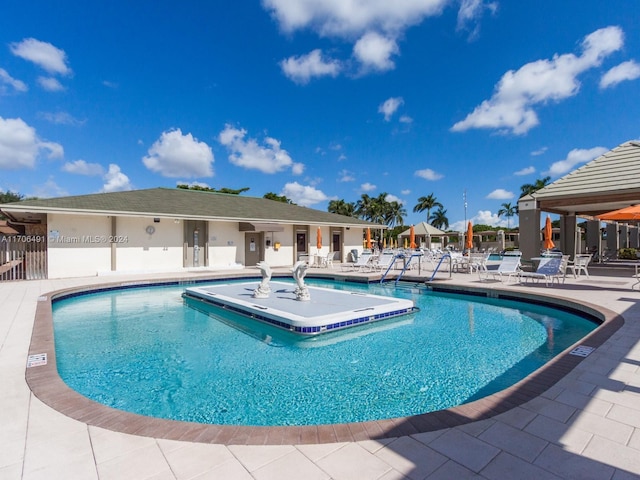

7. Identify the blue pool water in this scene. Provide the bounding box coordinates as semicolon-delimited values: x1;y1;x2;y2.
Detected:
52;279;597;426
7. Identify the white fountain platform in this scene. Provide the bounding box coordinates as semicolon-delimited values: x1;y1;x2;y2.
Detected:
182;281;416;335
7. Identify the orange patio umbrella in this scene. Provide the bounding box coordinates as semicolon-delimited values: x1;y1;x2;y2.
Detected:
409;225;416;249
465;221;473;251
597;204;640;221
365;227;372;249
316;226;322;252
543;215;555;250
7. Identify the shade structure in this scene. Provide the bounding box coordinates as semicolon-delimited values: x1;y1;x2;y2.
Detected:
543;216;555;250
316;227;322;251
597;204;640;221
465;221;473;250
409;225;416;249
365;227;372;249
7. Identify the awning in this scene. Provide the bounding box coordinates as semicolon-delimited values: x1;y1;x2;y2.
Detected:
239;222;285;232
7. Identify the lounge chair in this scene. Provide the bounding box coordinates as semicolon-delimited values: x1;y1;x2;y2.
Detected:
372;250;397;271
519;255;569;287
479;253;521;282
341;251;373;272
566;254;592;278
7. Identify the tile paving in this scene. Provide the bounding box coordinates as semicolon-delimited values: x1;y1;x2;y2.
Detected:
1;264;639;479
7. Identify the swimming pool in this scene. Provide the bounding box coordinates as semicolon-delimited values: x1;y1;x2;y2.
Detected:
52;278;598;427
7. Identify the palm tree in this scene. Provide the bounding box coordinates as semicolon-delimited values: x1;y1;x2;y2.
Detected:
519;176;551;198
355;194;375;221
383;201;406;230
430;207;449;231
497;202;518;230
327;199;356;217
413;194;443;224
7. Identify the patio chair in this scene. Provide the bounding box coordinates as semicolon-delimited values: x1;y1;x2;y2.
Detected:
372;250;397;271
340;251;373;272
519;255;570;287
319;251;335;269
566;254;592;278
479;252;521;283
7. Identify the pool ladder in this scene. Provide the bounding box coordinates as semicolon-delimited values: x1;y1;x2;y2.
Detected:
380;253;424;285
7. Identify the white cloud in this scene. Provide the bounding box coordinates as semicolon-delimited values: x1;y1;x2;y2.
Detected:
265;0;457;76
514;166;535;176
600;60;640;89
281;181;330;207
62;160;104;176
31;177;68;198
385;193;405;204
102;164;132;192
0;68;28;93
38;111;85;126
37;76;65;91
263;0;447;37
456;0;497;40
399;115;413;123
143;128;214;178
219;124;303;174
10;38;72;75
353;32;398;71
0;116;63;169
360;182;376;192
414;168;443;180
280;49;341;84
378;96;404;121
338;169;355;182
452;26;624;135
486;188;513;200
546;146;607;177
401;189;411;195
530;147;547;156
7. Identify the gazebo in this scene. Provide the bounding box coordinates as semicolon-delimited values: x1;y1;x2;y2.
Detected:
398;222;448;250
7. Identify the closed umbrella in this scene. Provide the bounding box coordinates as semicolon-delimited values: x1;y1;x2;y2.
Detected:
543;216;555;250
366;227;372;249
465;221;473;251
409;225;416;249
316;227;322;252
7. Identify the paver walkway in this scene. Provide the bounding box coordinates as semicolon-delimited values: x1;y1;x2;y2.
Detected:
1;267;639;479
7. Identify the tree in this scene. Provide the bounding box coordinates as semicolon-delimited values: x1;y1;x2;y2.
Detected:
263;192;294;204
430;207;449;231
176;184;250;195
519;176;551;198
383;200;406;229
355;194;376;221
497;202;518;230
0;190;24;220
327;199;356;217
413;194;442;224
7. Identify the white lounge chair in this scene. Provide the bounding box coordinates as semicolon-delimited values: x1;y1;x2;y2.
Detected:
372;250;397;271
341;251;373;272
519;255;569;287
479;253;521;282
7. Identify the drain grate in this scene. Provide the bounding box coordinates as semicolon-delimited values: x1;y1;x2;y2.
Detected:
569;345;595;357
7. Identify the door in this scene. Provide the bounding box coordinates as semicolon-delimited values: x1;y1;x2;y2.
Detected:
244;232;263;266
332;231;341;263
184;220;207;267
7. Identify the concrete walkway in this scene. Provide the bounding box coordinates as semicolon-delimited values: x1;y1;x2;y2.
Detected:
1;266;640;479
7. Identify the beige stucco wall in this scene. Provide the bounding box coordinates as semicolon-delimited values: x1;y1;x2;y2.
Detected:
47;214;112;277
114;217;183;271
46;213;371;277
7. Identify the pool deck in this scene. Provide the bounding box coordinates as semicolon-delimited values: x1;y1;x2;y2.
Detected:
2;264;640;479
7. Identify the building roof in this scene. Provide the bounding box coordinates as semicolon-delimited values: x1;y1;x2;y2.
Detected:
532;140;640;217
398;222;447;237
0;187;378;228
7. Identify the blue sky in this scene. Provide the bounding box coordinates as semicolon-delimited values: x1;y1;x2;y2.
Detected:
1;1;639;231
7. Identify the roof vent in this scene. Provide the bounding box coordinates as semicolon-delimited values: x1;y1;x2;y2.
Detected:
629;141;640;147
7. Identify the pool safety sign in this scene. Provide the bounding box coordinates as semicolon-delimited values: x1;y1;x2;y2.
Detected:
569;345;595;357
27;353;47;367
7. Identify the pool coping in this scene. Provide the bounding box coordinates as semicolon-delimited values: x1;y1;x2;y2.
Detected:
25;273;625;445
